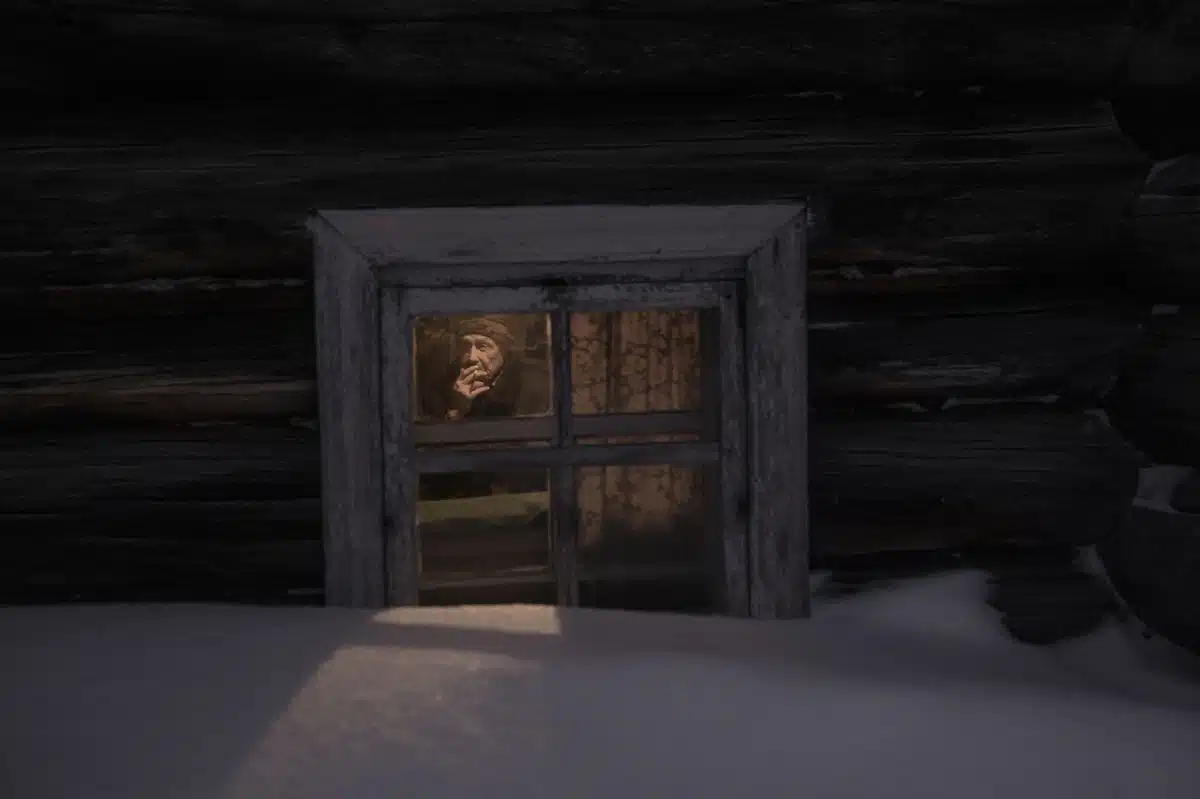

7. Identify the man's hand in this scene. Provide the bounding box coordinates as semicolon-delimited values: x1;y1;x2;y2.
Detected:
449;365;491;415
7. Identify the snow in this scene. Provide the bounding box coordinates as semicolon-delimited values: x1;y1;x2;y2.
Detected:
3;572;1199;799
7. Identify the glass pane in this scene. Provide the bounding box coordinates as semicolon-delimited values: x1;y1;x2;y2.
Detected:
416;470;551;592
576;464;711;579
414;313;552;423
571;310;706;414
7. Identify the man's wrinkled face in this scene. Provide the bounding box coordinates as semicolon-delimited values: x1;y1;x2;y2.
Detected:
458;333;504;380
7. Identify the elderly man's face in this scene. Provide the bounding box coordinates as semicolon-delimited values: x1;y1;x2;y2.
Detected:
458;333;504;380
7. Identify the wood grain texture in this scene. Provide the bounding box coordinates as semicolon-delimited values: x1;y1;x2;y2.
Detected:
416;440;719;473
310;216;385;607
379;288;419;605
551;309;579;606
811;304;1143;405
380;257;749;289
746;217;809;620
0;297;1141;428
402;282;727;313
717;286;750;616
0;408;1140;602
0;102;1143;298
2;1;1133;111
810;409;1143;554
320;205;806;268
0;1;1164;608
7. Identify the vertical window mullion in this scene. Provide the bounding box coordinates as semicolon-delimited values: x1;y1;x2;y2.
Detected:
550;308;580;605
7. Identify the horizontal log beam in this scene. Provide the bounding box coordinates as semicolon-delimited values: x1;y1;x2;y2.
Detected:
0;301;1143;426
0;533;325;604
0;409;1138;601
0;103;1147;305
811;306;1142;404
809;409;1141;551
0;405;1139;519
5;1;1137;24
1;2;1133;108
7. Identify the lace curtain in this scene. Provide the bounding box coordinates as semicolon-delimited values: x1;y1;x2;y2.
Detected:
571;310;705;567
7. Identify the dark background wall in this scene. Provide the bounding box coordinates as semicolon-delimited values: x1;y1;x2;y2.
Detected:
1;1;1197;608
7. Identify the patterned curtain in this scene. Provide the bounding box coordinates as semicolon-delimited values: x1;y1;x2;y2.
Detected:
571;310;706;569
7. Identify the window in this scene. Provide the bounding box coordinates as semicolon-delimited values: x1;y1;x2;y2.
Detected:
310;205;809;619
386;283;747;613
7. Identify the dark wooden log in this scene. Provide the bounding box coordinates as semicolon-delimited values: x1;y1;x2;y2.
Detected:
0;102;1146;305
1172;472;1200;514
1106;308;1200;466
0;296;1143;426
0;291;316;426
0;534;324;605
1125;155;1200;298
0;409;1141;602
1097;505;1200;656
809;409;1142;554
3;1;1134;112
811;305;1143;405
1111;0;1200;160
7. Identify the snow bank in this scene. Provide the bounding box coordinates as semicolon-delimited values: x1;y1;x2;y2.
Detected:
3;572;1199;799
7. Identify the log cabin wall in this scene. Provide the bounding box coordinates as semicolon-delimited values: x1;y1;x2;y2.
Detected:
0;0;1189;604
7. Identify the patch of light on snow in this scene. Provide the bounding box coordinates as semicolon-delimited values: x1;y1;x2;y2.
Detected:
370;603;564;637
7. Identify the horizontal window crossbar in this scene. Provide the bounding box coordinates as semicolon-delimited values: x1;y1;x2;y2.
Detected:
416;440;719;473
403;281;733;316
414;410;706;446
420;568;554;591
580;562;708;583
379;258;747;289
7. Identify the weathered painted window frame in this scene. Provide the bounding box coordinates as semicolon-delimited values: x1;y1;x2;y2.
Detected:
309;205;809;620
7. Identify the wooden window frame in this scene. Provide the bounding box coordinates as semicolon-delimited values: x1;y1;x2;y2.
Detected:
382;282;746;613
310;204;809;619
